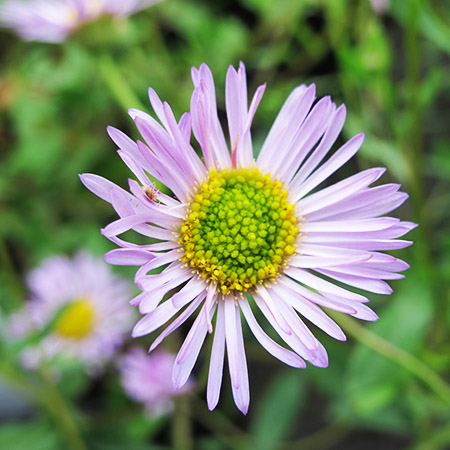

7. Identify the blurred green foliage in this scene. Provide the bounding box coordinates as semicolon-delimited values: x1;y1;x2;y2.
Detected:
0;0;449;449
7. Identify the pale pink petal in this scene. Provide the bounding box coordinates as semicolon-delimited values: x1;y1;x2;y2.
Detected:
279;277;358;314
290;104;347;188
275;283;346;341
302;217;399;233
207;299;225;411
322;264;405;280
289;254;371;269
101;214;155;238
292;133;365;200
296;242;383;261
150;294;205;351
171;277;207;309
104;248;153;266
256;286;292;334
286;267;368;302
349;302;379;321
301;237;413;251
257;84;316;169
274;97;335;182
172;301;217;389
204;285;217;333
239;297;306;368
298;168;386;213
224;298;250;415
79;173;130;204
254;292;325;364
132;300;180;338
134;250;180;278
178;112;192;143
316;269;393;295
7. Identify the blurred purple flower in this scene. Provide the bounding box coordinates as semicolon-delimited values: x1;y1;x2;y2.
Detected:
370;0;389;14
118;347;193;415
10;251;134;371
81;62;414;414
0;0;161;42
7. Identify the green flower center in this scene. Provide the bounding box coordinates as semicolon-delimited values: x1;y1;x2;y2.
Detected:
179;167;299;295
54;299;95;340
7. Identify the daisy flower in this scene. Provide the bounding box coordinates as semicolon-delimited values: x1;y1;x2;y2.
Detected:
118;347;193;415
0;0;161;43
10;251;134;371
80;62;414;414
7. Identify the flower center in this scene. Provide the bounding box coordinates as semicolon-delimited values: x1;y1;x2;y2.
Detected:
179;168;299;295
54;299;95;340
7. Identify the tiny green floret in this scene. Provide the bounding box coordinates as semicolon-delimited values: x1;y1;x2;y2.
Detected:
179;167;299;296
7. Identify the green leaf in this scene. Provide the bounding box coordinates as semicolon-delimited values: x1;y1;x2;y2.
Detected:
250;369;305;450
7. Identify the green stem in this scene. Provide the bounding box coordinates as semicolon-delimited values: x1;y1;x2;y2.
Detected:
191;396;249;448
0;358;87;450
96;53;170;196
98;54;147;112
172;396;192;450
331;312;450;406
37;369;87;450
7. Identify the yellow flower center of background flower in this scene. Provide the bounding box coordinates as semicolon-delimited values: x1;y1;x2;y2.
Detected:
54;299;95;340
179;167;299;295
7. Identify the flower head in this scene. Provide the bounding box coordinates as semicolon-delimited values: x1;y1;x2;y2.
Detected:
118;347;193;415
80;62;414;414
0;0;160;43
10;251;134;371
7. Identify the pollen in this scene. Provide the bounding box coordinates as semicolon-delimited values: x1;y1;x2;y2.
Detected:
179;167;300;296
54;299;95;340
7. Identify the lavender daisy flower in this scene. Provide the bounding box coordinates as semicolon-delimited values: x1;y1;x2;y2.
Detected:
118;347;193;415
0;0;161;43
80;62;414;414
10;251;134;371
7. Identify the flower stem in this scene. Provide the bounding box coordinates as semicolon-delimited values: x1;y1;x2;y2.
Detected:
98;54;147;112
172;396;192;450
0;352;87;450
37;369;88;450
96;53;171;195
331;312;450;406
191;395;249;448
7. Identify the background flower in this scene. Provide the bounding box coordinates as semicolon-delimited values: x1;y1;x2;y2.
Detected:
10;251;134;371
370;0;389;14
118;347;193;415
0;0;161;42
